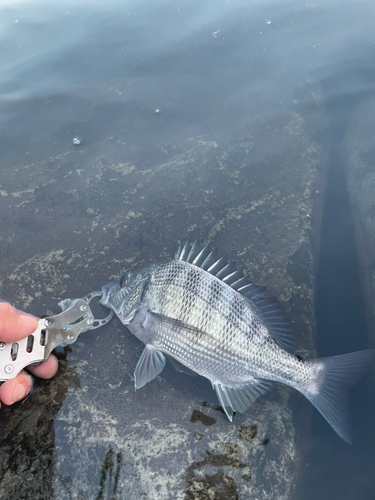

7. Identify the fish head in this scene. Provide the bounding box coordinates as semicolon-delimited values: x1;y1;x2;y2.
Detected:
100;268;149;324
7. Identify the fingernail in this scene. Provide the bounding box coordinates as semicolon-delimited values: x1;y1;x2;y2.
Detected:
12;384;26;403
21;375;34;404
19;315;38;328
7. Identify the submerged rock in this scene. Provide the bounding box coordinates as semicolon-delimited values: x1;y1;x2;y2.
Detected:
0;84;327;499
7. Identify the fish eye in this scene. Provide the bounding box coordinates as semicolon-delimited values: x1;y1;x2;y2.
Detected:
119;275;127;288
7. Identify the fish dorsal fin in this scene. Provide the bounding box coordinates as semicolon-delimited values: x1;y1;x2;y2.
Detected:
176;240;294;353
214;379;273;421
243;294;295;353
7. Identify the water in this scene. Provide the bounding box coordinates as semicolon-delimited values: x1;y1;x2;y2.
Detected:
0;1;375;498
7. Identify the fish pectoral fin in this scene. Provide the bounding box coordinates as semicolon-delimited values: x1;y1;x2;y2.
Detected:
145;310;208;338
214;379;273;421
165;355;197;377
134;345;167;390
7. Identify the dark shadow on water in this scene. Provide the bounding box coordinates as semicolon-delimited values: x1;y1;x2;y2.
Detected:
295;85;375;498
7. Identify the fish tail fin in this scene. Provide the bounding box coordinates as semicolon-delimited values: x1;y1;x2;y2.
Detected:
302;349;375;443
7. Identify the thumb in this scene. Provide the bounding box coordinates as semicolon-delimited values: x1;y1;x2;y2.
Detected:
0;310;38;343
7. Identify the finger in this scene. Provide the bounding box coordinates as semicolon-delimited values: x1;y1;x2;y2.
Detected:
13;308;38;319
0;371;32;406
27;354;58;379
0;309;39;342
0;303;38;320
0;302;16;313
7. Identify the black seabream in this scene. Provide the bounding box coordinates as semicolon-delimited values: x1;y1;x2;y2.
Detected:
100;241;374;443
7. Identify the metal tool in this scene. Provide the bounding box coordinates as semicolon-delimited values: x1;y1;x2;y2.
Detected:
0;291;114;382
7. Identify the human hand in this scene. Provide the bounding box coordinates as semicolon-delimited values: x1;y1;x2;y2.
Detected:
0;302;58;407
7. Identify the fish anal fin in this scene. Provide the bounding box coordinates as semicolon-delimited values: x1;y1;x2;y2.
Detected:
214;379;273;420
214;384;235;421
134;345;166;390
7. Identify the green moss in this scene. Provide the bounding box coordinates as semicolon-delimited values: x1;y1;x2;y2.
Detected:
184;450;246;499
238;424;258;441
218;443;243;454
190;451;246;470
185;469;238;500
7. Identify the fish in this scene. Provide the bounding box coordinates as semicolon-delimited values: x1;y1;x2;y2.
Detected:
100;240;375;443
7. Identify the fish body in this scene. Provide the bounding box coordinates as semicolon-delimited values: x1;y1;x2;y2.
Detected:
100;240;374;443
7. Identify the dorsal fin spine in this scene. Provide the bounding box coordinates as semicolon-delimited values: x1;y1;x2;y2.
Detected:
207;255;228;274
222;269;243;285
187;240;201;263
201;248;219;270
193;244;211;267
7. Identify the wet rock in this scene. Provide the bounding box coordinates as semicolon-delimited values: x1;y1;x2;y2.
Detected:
0;83;328;499
0;352;72;500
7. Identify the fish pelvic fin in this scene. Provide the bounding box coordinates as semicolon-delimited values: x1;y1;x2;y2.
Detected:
214;379;273;421
134;345;167;390
302;349;375;444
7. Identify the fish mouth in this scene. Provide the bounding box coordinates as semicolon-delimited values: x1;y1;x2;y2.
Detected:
99;283;129;315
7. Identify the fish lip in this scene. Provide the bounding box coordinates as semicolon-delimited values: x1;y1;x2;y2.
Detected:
99;285;110;306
